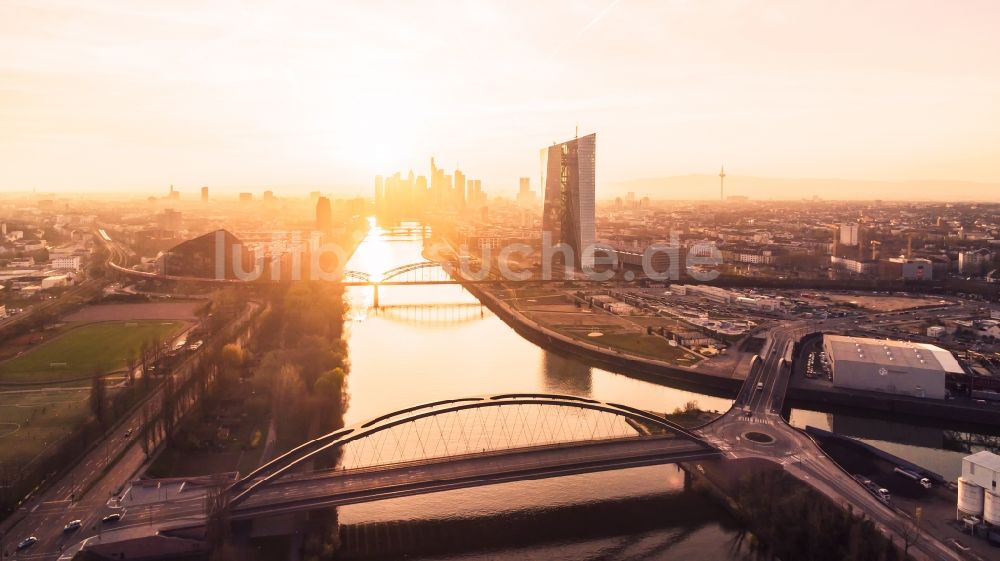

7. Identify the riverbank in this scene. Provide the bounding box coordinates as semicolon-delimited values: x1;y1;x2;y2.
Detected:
464;282;742;398
684;457;908;561
467;281;1000;431
808;426;1000;557
787;383;1000;432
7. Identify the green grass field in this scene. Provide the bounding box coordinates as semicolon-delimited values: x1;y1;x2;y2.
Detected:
0;321;184;384
580;332;698;363
0;387;93;466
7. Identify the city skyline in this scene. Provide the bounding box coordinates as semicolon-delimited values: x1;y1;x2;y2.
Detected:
3;3;1000;559
3;1;1000;197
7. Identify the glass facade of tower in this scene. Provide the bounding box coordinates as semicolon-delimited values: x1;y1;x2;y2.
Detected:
542;133;596;269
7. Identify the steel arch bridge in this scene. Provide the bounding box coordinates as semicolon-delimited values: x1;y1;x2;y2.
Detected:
341;261;451;285
229;393;715;509
343;270;372;283
379;261;453;282
342;260;500;286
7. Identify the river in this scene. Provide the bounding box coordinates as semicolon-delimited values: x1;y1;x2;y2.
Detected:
335;221;995;559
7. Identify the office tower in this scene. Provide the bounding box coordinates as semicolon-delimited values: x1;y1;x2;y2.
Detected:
454;169;466;207
430;157;445;206
374;176;384;211
316;196;332;232
405;170;416;209
415;175;428;209
840;223;859;246
517;177;535;207
168;185;180;201
239;192;252;202
263;190;275;202
200;186;209;202
542;133;596;270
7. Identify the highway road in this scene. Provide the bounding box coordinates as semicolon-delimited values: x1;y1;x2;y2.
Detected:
697;313;966;561
74;436;719;551
1;299;261;561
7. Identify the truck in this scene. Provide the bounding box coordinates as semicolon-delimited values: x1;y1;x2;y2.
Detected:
894;466;932;488
862;480;892;504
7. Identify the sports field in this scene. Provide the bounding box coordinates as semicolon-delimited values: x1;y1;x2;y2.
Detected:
0;386;92;466
0;321;184;384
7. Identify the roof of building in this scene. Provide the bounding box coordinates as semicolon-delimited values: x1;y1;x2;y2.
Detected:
824;334;963;374
965;450;1000;472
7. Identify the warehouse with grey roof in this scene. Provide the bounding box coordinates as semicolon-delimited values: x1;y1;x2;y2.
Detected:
822;335;962;399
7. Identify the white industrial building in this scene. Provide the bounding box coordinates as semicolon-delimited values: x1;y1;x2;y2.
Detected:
958;451;1000;524
50;255;82;271
822;335;961;399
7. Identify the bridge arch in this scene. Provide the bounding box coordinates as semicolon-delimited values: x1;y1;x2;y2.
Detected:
343;270;371;283
379;261;452;283
230;394;709;506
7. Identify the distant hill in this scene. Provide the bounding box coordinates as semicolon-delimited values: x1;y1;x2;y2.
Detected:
603;175;1000;202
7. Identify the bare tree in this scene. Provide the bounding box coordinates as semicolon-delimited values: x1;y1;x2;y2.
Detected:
204;474;237;560
90;372;107;429
126;349;137;385
901;506;923;559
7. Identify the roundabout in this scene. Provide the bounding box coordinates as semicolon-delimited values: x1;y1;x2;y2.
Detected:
743;431;775;444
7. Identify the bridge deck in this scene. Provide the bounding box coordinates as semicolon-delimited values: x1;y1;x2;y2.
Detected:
235;435;716;517
127;436;716;537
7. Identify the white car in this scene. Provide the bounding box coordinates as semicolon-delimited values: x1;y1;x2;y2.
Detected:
64;519;82;532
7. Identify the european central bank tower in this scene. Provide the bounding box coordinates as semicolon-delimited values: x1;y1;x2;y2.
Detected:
542;133;596;270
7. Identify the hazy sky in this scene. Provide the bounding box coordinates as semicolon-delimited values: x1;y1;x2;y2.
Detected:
2;0;999;196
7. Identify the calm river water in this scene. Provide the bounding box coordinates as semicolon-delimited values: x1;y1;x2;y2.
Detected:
335;222;995;559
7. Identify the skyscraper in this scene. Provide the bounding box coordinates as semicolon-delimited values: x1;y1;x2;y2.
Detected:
840;223;859;246
517;177;536;207
454;169;466;208
542;133;596;269
316;196;332;232
200;186;209;202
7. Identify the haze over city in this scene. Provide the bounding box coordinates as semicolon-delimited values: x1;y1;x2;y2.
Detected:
3;0;1000;199
3;3;1000;561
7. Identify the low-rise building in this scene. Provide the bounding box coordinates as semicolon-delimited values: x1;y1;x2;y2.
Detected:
831;256;878;276
955;320;1000;340
50;255;82;271
41;274;71;290
823;335;960;399
958;248;993;275
880;257;933;281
